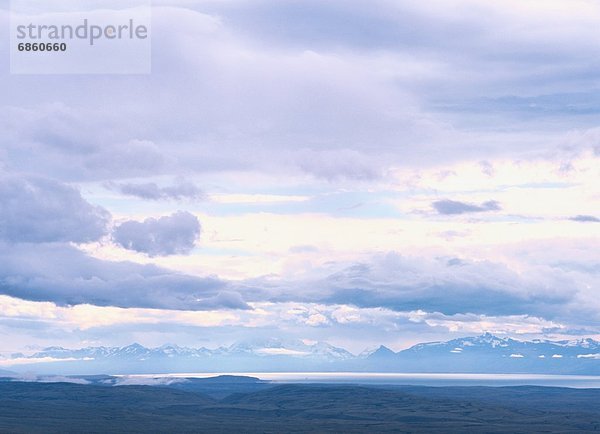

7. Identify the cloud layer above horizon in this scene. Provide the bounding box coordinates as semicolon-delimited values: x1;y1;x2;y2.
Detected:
0;0;598;353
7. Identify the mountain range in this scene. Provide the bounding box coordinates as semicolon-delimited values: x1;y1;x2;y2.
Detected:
2;333;599;375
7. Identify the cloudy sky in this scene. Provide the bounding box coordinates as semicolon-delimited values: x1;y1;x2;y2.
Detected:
0;0;599;354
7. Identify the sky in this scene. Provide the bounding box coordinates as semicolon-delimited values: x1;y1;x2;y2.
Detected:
0;0;599;355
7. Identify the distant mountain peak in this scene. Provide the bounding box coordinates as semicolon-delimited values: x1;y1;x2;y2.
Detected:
42;346;68;351
474;332;504;341
124;343;145;349
455;333;511;348
367;345;396;358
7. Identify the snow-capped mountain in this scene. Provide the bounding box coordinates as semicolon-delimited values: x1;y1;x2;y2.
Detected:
399;333;600;359
360;345;396;359
365;333;600;375
4;334;599;375
224;338;354;360
29;338;353;362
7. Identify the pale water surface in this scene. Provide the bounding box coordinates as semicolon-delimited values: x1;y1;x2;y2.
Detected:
125;372;600;388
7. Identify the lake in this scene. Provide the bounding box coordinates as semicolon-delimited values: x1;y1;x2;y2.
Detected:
125;372;600;388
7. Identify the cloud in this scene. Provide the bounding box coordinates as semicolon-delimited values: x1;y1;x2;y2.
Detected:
0;242;247;311
432;199;501;215
84;139;169;179
107;180;206;201
0;174;242;311
37;376;91;384
240;252;587;321
113;211;201;256
0;294;242;332
296;148;383;181
0;294;581;354
4;2;599;185
569;215;600;223
0;1;599;351
0;175;109;243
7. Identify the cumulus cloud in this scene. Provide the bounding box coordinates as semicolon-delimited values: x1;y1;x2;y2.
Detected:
0;175;109;243
106;180;205;201
432;199;501;215
569;215;600;223
113;211;201;256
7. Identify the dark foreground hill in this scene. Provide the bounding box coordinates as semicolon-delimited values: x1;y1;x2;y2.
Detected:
0;381;599;433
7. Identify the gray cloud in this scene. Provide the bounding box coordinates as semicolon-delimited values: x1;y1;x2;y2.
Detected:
113;211;201;256
107;180;205;201
0;242;247;311
2;2;599;184
84;139;169;179
0;175;109;243
569;215;600;223
432;199;501;215
239;252;591;322
296;149;383;181
0;104;171;182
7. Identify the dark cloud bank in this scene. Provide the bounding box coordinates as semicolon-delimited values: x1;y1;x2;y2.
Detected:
0;242;247;311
